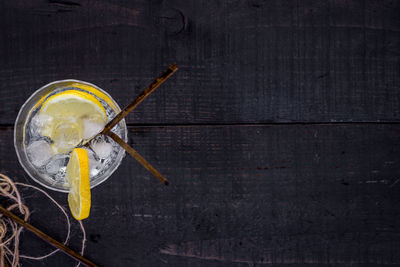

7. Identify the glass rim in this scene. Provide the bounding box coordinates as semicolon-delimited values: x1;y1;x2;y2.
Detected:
14;79;127;193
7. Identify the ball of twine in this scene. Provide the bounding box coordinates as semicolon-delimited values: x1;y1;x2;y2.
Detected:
0;173;86;267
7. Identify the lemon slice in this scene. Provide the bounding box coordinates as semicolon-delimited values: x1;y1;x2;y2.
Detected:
66;148;91;220
39;90;107;154
70;82;119;113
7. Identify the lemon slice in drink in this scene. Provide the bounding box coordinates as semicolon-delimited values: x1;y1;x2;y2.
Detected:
67;148;91;220
39;90;107;154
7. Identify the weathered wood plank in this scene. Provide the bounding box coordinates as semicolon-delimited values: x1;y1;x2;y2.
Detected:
1;124;399;266
0;0;399;124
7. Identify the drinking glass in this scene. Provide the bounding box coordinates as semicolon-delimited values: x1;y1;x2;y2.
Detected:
14;80;127;192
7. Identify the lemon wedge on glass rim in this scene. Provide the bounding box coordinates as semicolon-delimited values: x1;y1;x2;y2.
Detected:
66;148;91;220
39;90;107;154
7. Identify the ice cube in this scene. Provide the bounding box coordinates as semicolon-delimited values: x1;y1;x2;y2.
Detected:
51;121;81;154
30;113;53;136
90;137;113;159
86;149;101;177
54;166;67;183
46;154;69;175
26;140;53;167
82;117;105;140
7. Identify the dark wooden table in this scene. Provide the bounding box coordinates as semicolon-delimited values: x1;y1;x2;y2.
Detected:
1;1;400;266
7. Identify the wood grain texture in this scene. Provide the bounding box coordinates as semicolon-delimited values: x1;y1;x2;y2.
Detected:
1;0;399;266
0;0;399;124
1;124;399;266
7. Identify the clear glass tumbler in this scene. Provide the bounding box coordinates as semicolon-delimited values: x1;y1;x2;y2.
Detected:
14;79;127;192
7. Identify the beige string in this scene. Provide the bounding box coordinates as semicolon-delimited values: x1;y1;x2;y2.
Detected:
0;173;86;267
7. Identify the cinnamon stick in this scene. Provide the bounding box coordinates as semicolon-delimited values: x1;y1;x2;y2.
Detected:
101;63;178;135
107;131;169;186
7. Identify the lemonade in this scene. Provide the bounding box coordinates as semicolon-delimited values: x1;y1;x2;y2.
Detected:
14;80;127;193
